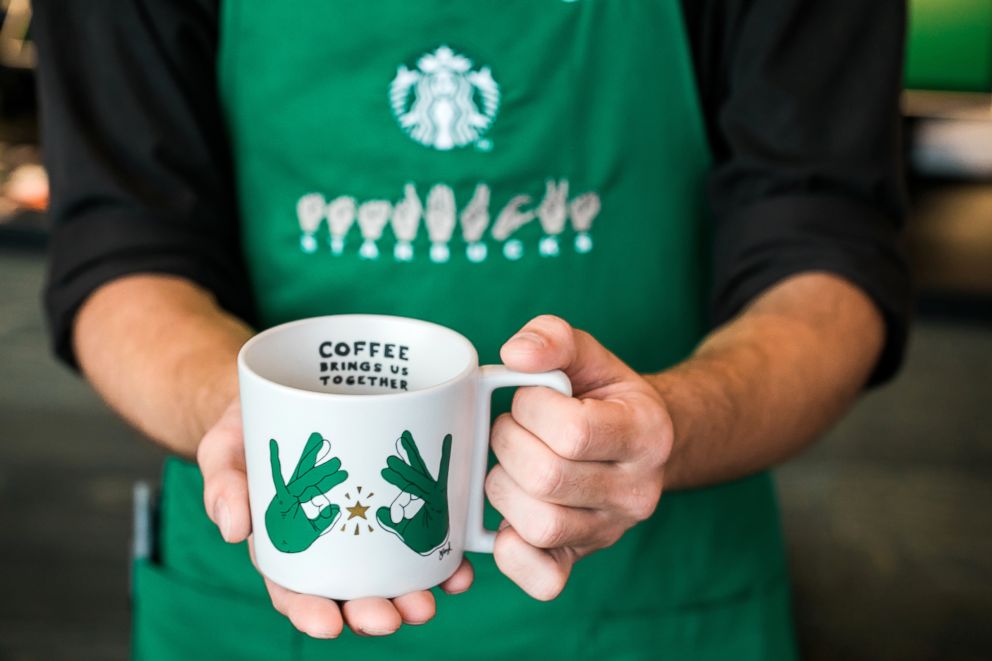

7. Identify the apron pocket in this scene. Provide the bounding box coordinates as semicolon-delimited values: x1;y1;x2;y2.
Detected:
132;558;295;661
579;579;798;661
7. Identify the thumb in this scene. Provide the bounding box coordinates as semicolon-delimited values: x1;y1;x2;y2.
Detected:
376;506;399;533
500;315;636;395
198;398;253;543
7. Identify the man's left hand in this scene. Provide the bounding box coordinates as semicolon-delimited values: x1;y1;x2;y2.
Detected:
487;315;673;601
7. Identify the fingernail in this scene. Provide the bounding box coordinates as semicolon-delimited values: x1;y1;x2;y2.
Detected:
359;627;398;636
405;619;430;626
305;628;339;640
216;501;232;542
508;332;545;349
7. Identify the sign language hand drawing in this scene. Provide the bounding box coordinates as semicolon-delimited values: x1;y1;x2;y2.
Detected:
376;431;452;555
391;183;423;261
266;433;349;553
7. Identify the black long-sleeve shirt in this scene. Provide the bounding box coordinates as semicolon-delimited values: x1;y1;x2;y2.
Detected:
33;0;912;383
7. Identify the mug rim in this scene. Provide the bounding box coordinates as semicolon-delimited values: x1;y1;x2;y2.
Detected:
238;314;479;400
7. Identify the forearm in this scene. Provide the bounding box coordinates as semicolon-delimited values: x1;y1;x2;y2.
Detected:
651;272;885;490
74;274;253;458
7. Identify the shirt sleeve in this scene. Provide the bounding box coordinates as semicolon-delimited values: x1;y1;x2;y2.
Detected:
34;0;253;369
684;0;913;386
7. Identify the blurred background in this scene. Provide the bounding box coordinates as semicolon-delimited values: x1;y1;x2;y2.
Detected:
0;1;990;659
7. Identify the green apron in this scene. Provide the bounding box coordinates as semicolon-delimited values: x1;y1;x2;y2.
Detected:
133;2;798;659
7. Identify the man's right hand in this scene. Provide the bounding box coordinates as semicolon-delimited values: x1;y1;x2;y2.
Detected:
198;398;475;638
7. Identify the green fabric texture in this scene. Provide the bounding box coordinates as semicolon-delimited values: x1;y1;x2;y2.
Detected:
148;460;796;660
133;1;797;658
905;0;992;92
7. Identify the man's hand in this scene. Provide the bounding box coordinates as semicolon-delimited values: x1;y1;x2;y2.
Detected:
198;399;474;638
377;431;452;555
486;276;885;601
486;315;673;601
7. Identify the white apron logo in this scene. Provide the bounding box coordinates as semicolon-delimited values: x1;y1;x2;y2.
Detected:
390;45;500;151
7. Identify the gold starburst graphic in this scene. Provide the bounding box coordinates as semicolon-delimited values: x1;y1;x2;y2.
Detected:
340;485;375;536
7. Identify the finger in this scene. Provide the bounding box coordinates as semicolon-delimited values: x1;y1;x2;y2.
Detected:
247;535;261;567
512;386;650;462
290;457;343;497
485;465;615;550
294;456;342;488
268;439;290;500
385;456;434;494
490;413;618;507
296;468;349;503
440;558;474;595
435;434;452;487
293;432;326;480
341;598;403;636
264;575;344;639
499;315;638;396
492;526;577;601
312;504;341;533
197;401;252;542
398;430;429;476
375;506;397;532
380;468;431;500
391;591;437;626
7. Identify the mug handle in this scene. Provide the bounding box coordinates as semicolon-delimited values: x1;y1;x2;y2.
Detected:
464;365;572;554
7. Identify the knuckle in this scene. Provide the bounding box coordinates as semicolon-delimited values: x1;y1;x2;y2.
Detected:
532;315;575;348
269;591;288;616
528;511;568;549
532;569;568;602
534;314;572;335
489;414;514;454
484;468;506;504
641;437;670;472
528;455;566;500
636;400;674;466
540;548;576;600
571;328;596;349
557;415;591;460
592;524;624;551
287;612;308;634
631;497;658;523
510;386;535;417
624;483;661;522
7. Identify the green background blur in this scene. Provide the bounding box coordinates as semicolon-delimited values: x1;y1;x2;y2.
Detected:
906;0;992;92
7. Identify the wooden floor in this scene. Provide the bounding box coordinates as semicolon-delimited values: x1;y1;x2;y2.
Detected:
0;247;989;660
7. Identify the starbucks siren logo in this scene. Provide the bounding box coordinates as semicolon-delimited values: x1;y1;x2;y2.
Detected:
390;45;500;151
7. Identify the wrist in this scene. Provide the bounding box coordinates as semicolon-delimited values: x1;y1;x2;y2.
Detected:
645;356;737;491
184;312;253;450
187;359;241;448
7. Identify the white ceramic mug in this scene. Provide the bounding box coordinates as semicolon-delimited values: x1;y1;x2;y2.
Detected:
238;314;571;599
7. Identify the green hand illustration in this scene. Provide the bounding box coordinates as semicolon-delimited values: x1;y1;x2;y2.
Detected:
266;433;348;553
376;431;451;555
